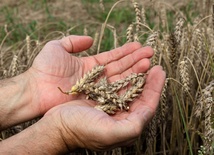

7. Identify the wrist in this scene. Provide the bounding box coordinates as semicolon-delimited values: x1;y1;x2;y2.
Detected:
0;112;69;154
36;112;70;154
0;71;34;129
44;106;79;152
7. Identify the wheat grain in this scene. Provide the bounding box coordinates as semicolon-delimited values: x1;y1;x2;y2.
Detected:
4;24;8;34
145;31;159;66
58;65;105;94
59;65;146;114
126;23;134;42
146;116;157;152
26;35;31;59
95;104;118;115
212;4;214;42
174;17;185;46
9;55;19;77
160;5;167;30
119;76;145;110
145;31;159;47
99;0;105;11
132;1;141;33
194;80;214;118
110;73;144;92
141;7;146;24
168;33;177;67
203;95;214;154
160;78;169;122
72;65;105;92
134;33;139;42
90;32;99;54
168;17;185;69
179;58;190;93
194;28;204;70
199;80;214;154
83;26;88;36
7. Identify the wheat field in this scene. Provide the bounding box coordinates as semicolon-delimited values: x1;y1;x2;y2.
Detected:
0;0;213;155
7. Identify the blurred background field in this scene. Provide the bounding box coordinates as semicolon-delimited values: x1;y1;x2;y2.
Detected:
0;0;214;155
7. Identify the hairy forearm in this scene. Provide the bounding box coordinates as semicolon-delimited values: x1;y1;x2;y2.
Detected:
0;115;68;154
0;72;34;130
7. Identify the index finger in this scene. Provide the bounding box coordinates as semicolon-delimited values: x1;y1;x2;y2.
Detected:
131;66;166;112
94;42;142;65
81;42;142;69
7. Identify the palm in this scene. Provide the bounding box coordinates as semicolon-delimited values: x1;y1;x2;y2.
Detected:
28;35;154;114
48;64;166;150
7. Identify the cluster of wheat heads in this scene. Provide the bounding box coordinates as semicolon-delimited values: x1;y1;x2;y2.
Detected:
70;0;214;154
58;65;146;114
124;1;214;155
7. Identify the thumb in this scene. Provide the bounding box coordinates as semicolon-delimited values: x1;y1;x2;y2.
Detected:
126;106;154;135
108;107;153;143
59;35;93;53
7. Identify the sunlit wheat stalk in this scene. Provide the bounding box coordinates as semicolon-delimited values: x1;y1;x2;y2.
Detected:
26;35;31;59
132;1;141;33
9;55;19;77
199;80;214;154
99;0;105;11
145;31;159;66
160;4;167;31
84;26;88;36
141;7;146;24
179;58;190;93
168;17;185;68
90;32;99;54
160;78;169;122
126;23;134;42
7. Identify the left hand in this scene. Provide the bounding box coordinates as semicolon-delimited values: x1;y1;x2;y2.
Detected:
27;35;153;116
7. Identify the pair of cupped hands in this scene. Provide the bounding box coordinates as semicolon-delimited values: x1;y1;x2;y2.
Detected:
21;35;166;152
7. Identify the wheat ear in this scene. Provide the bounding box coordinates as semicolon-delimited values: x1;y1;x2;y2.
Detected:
58;65;105;94
126;23;134;42
179;58;190;93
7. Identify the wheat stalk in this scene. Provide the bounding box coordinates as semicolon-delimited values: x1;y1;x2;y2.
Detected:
132;1;141;33
179;58;190;93
146;31;159;66
160;78;169;122
145;31;159;47
126;23;134;42
8;55;19;77
90;32;99;54
196;80;214;154
26;35;31;59
174;17;185;45
119;75;145;110
168;33;177;68
141;7;146;24
99;0;105;11
168;17;185;69
160;4;167;30
194;80;214;119
83;26;88;36
58;65;105;94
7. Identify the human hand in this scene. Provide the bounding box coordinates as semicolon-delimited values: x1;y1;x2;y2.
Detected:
43;66;166;151
27;35;154;116
0;66;165;154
